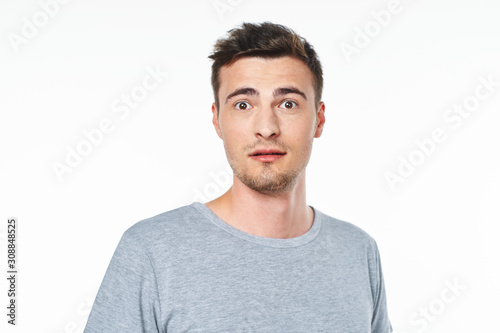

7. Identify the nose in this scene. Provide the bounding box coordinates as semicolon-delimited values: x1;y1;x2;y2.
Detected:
253;106;280;140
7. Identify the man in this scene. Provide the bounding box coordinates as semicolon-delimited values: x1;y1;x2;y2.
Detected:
84;22;392;332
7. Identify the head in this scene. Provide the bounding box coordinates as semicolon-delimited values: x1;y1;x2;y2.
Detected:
209;22;323;113
208;22;325;196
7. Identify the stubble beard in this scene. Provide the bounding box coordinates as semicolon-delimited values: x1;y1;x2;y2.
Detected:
234;162;303;196
225;138;313;196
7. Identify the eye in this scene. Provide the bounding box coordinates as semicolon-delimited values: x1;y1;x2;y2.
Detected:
279;100;298;109
235;101;252;111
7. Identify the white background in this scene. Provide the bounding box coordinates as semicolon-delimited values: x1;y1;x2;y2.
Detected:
1;0;499;332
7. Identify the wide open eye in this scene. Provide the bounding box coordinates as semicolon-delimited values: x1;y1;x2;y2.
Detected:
235;101;252;111
278;100;298;109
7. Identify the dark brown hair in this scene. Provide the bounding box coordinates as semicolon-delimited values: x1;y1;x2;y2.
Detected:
208;22;323;112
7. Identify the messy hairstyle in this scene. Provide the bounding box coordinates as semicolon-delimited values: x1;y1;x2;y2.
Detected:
208;22;323;112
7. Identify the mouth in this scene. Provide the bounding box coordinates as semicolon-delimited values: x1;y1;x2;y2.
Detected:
249;149;286;162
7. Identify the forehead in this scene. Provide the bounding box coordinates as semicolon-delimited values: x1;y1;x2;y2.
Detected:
218;56;314;95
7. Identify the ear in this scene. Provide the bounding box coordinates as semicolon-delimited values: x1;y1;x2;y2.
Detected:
314;102;326;138
212;102;223;139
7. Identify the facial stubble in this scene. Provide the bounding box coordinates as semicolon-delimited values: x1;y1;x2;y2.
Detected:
223;135;314;196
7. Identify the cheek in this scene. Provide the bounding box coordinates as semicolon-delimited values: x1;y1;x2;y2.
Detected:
223;126;243;145
220;121;246;154
295;126;316;156
220;115;250;138
288;119;316;141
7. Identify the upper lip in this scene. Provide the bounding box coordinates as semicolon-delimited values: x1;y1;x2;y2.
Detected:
249;149;286;156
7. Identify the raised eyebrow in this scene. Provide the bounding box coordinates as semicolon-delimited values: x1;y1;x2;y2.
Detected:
274;87;307;101
225;87;259;104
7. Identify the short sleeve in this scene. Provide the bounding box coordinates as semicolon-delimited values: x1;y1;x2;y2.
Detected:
370;240;393;333
84;230;162;333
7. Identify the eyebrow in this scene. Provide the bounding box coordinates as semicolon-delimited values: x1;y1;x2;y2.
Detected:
274;87;307;101
225;87;258;104
224;86;308;104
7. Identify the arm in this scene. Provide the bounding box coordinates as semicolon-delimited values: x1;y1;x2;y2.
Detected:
370;240;393;333
84;230;162;333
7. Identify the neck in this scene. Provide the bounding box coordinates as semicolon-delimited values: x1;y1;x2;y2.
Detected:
204;172;314;239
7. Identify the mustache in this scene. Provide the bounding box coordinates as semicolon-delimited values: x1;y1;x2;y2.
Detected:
246;139;289;151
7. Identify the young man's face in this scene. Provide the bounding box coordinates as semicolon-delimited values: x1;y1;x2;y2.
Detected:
212;56;325;195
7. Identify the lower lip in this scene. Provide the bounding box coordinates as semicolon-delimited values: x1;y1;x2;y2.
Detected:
250;154;285;162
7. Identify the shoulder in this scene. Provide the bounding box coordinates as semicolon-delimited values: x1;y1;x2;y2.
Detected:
316;208;379;251
120;203;204;252
316;209;384;286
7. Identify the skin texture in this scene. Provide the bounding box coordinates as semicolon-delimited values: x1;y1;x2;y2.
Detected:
205;56;325;239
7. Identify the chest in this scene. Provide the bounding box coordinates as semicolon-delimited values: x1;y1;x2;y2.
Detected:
157;248;374;332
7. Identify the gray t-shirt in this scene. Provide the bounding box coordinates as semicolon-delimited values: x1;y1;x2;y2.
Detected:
84;202;392;332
